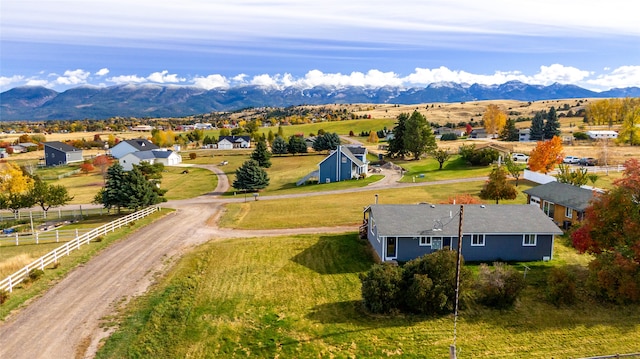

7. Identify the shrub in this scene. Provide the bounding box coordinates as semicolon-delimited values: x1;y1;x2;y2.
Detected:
359;263;403;314
546;265;585;306
0;289;8;304
573;132;589;140
475;262;525;309
189;152;197;160
587;252;640;304
402;249;467;314
28;268;45;282
440;133;458;141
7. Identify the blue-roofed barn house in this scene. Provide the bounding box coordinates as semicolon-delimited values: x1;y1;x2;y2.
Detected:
318;145;369;183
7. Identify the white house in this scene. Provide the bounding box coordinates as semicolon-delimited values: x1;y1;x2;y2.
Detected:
217;136;251;149
216;138;234;150
110;139;159;159
519;128;531;142
119;149;182;171
586;130;618;139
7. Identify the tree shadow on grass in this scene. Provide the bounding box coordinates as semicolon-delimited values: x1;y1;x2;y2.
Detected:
290;234;374;275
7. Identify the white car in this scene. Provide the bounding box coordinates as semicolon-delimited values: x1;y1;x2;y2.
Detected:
563;156;580;164
512;153;529;162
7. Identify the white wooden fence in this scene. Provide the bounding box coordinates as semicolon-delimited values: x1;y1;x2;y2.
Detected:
0;206;160;293
0;229;93;247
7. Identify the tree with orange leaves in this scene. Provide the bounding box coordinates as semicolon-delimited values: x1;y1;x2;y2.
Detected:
528;136;563;174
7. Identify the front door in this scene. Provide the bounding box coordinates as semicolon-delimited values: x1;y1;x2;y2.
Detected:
386;237;397;259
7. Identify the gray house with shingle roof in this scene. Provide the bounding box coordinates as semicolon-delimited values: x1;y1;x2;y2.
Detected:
523;182;596;229
363;204;562;263
318;145;369;183
43;141;83;166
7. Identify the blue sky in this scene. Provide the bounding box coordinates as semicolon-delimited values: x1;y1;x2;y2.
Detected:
1;0;639;93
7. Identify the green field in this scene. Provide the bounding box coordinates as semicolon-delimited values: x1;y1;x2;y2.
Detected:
218;180;535;230
96;233;640;358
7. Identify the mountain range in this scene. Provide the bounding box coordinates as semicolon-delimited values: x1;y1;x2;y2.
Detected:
1;81;639;121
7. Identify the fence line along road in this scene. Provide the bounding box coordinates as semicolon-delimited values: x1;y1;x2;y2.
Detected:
0;207;107;222
0;228;93;247
0;206;160;293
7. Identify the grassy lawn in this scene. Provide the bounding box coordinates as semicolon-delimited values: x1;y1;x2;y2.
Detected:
0;209;173;320
219;181;535;230
397;155;494;182
96;233;640;358
162;166;217;200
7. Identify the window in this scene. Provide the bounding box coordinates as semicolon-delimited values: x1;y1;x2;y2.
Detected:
370;219;375;236
471;234;485;246
341;155;347;163
432;237;443;250
523;234;537;246
543;201;555;218
565;207;572;219
419;237;432;246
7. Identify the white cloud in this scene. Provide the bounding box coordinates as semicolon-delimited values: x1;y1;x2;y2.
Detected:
25;79;50;87
192;74;229;90
587;66;640;89
54;69;91;85
147;70;185;83
0;75;25;88
107;75;147;84
95;68;110;76
531;64;591;85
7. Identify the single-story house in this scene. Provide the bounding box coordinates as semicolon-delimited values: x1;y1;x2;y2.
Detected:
130;125;154;131
519;128;531;142
362;204;562;263
472;142;514;158
586;130;618;139
119;149;182;171
318;145;369;183
43;141;83;167
470;128;489;139
218;135;251;149
523;181;596;229
110;139;159;159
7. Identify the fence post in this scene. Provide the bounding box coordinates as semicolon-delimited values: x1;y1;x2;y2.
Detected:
58;208;61;219
15;232;19;246
56;230;59;242
35;232;39;244
76;230;80;250
40;257;44;270
8;276;12;293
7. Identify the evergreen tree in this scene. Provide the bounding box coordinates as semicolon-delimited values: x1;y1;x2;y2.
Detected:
543;106;561;139
233;159;270;191
251;138;272;168
500;118;519;141
277;126;284;138
404;111;437;160
388;113;409;158
312;132;340;153
530;111;546;141
271;136;288;156
123;167;160;210
287;135;308;155
101;163;128;213
267;130;275;144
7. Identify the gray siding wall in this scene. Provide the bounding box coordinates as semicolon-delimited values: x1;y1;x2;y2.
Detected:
319;151;357;183
67;151;83;163
367;218;384;261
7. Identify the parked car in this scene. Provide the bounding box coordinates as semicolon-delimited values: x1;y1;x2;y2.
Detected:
512;153;529;162
579;157;598;166
563;156;580;164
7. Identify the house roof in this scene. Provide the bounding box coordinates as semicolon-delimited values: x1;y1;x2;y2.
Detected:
473;142;513;153
523;182;596;212
127;150;175;160
121;139;159;151
44;141;81;153
219;135;250;143
367;204;562;237
345;145;367;156
319;145;366;168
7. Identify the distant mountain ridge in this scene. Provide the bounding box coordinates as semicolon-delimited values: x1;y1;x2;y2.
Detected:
1;81;639;120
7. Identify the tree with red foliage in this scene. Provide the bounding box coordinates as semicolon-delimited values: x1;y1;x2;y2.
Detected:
465;123;473;135
80;162;95;175
571;159;640;303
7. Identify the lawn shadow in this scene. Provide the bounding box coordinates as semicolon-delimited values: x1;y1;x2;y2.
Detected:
290;234;374;275
305;300;434;328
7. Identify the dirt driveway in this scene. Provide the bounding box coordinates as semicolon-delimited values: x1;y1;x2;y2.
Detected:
0;164;484;358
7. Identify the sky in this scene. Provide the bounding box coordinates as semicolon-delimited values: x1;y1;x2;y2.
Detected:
1;0;639;93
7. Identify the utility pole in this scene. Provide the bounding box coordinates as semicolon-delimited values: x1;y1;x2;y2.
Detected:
450;205;464;359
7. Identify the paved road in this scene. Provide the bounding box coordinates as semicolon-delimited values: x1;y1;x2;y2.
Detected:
0;163;486;359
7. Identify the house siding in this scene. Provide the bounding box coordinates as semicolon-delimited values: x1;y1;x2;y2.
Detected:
45;147;67;166
461;234;553;262
366;219;383;262
396;237;453;262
